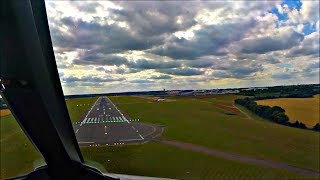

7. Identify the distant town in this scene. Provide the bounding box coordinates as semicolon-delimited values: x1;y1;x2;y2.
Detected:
62;84;320;99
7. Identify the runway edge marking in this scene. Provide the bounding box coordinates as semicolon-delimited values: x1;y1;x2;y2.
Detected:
81;97;101;126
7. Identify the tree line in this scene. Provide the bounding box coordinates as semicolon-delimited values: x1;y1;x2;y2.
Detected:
235;98;319;132
239;84;320;97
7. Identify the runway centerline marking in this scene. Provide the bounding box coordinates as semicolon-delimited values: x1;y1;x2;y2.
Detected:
119;138;142;142
76;129;79;133
139;134;144;140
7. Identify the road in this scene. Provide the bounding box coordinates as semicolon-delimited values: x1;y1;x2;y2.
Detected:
160;140;320;177
73;96;163;146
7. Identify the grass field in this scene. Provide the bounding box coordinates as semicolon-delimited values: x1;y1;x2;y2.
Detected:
65;97;97;122
256;94;320;128
1;95;319;179
81;142;314;179
110;95;319;172
0;97;98;179
0;115;43;179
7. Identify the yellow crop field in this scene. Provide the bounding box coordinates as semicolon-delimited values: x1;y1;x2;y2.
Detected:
0;109;11;117
256;95;320;128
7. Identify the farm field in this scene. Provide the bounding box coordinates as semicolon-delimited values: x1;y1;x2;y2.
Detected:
110;95;319;172
256;94;320;128
0;109;11;117
1;95;319;179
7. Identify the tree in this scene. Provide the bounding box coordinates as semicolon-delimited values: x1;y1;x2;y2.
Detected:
272;106;285;113
313;123;320;131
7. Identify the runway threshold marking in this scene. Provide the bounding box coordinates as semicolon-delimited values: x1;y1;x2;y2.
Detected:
81;97;101;125
106;97;131;124
78;142;95;144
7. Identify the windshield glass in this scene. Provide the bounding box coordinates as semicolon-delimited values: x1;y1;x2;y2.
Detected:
6;1;316;179
0;96;45;179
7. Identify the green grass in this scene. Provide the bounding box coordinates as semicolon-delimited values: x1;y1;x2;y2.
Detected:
81;142;315;179
108;95;151;104
0;115;43;179
1;95;319;179
0;97;97;179
110;95;320;172
66;97;98;122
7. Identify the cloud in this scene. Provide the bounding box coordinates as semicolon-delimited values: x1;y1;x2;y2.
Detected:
95;67;105;71
130;79;154;83
49;17;164;55
58;72;64;77
127;59;181;69
149;20;255;59
272;72;293;80
287;32;319;57
158;68;204;76
74;54;128;66
186;59;215;68
307;61;319;69
150;75;172;79
113;67;141;74
110;1;197;37
63;76;125;83
210;59;264;78
238;28;304;54
45;1;319;94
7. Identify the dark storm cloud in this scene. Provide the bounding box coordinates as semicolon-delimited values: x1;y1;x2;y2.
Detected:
150;75;172;79
239;29;304;54
149;20;256;59
158;68;204;76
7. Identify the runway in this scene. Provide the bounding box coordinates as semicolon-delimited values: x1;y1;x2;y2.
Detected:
72;96;163;146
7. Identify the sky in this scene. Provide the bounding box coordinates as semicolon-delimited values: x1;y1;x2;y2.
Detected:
44;0;319;95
